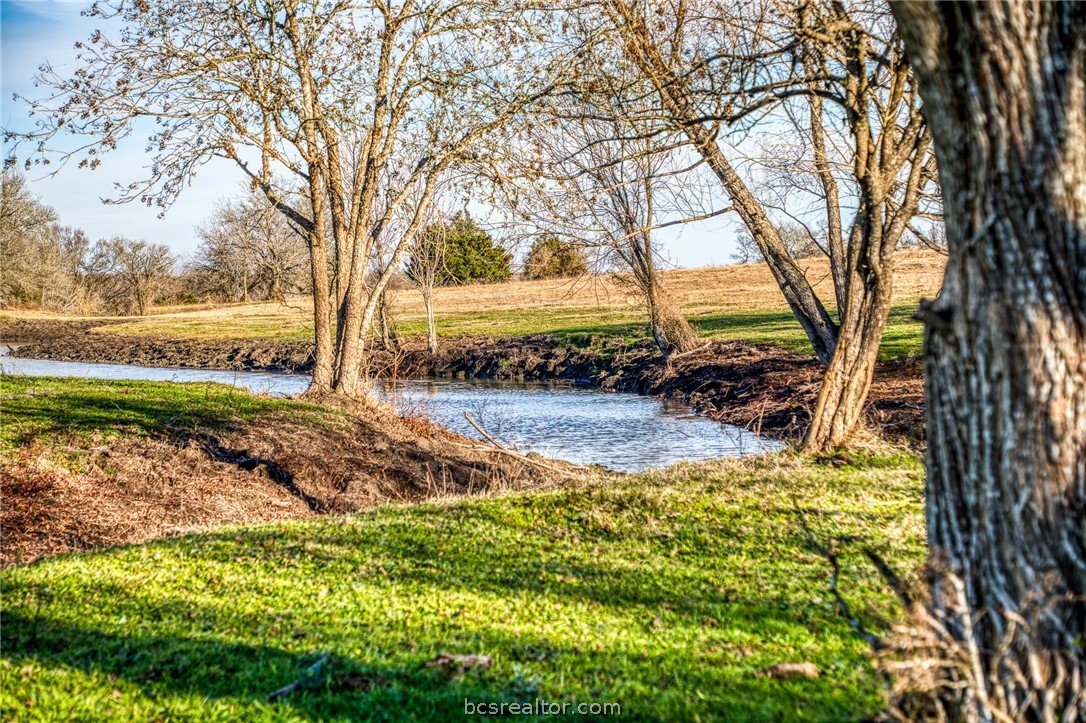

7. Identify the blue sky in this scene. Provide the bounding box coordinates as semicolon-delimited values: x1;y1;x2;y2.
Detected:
1;0;739;266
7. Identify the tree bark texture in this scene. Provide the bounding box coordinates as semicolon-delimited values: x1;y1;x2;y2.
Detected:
891;2;1085;719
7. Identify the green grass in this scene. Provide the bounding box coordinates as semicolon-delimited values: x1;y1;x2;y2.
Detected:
393;303;924;361
0;377;927;720
0;452;925;719
62;298;924;362
0;376;333;453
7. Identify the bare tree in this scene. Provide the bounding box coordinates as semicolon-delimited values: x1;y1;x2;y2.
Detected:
577;133;701;355
9;0;568;397
195;192;309;302
595;0;936;449
88;237;176;316
1;173;93;310
887;2;1086;719
506;95;711;355
406;222;448;354
0;172;56;244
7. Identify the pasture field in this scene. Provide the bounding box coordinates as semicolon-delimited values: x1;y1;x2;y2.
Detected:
2;252;945;361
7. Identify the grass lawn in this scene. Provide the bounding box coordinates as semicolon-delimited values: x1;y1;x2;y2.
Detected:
0;375;927;721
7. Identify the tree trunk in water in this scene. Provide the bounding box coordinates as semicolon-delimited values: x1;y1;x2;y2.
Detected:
891;2;1085;719
423;287;438;354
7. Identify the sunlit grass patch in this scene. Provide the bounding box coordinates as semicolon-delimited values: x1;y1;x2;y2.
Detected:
0;376;334;453
5;252;943;362
1;453;925;721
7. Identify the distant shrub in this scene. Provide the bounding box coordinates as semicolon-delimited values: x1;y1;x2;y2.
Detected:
523;235;587;280
438;212;512;285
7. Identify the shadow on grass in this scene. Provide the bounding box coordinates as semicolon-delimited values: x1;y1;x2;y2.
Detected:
0;376;290;447
2;505;888;721
1;598;849;722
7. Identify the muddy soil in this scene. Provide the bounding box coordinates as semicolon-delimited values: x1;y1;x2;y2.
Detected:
0;401;579;566
1;319;925;443
1;319;314;373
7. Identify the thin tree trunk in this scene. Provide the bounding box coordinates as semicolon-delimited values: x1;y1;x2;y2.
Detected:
604;0;839;364
679;113;839;364
377;287;399;351
806;89;848;315
891;2;1085;719
284;3;334;393
305;215;334;392
423;286;438;353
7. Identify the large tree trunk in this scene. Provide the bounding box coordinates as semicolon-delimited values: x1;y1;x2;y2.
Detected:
801;251;895;451
803;201;902;451
891;2;1085;719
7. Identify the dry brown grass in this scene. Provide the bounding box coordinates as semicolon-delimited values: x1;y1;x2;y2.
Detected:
394;249;944;316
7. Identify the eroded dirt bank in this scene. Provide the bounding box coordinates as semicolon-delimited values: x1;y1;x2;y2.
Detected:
0;397;578;566
1;318;925;443
1;319;315;373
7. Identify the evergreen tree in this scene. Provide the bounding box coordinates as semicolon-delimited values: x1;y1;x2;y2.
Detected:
438;213;511;284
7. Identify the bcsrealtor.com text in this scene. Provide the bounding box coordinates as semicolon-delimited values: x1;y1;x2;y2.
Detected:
464;699;621;716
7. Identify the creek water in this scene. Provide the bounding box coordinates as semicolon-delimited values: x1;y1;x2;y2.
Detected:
0;345;782;472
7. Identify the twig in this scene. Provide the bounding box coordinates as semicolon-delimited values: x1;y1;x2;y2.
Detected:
463;411;507;449
462;412;579;476
267;654;330;702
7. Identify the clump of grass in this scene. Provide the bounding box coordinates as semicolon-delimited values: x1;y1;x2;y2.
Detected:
1;452;925;721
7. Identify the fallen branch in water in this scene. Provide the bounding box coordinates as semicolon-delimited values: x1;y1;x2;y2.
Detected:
462;412;580;477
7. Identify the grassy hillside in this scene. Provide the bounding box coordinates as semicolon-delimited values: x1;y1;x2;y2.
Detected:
1;456;924;722
2;251;945;361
